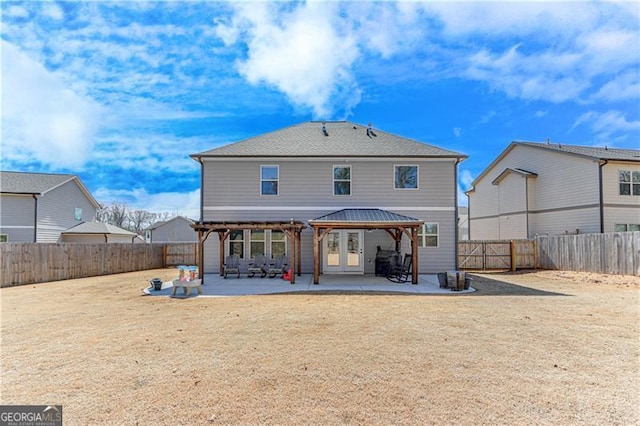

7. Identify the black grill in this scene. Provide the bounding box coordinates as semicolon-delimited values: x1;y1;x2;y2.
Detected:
375;247;398;277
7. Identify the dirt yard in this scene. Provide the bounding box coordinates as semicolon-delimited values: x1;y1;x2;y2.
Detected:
1;269;638;425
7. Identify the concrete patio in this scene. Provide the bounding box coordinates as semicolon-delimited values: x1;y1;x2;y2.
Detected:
143;273;476;297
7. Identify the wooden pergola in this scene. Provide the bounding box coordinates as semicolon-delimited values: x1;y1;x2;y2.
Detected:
308;209;424;285
190;220;306;284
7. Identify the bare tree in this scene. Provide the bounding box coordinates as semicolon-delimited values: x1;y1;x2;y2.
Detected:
129;209;154;235
109;203;130;229
97;201;177;234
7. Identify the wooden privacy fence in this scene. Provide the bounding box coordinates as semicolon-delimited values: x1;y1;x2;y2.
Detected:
536;232;639;276
163;243;199;267
0;242;200;287
458;240;536;271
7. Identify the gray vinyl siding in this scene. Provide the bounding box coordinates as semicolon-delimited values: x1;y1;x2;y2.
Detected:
150;218;197;242
0;194;36;242
200;158;459;275
202;159;456;209
36;181;98;243
470;145;603;238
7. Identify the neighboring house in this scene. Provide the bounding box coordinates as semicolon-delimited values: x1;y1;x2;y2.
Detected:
145;216;197;243
466;142;640;239
0;171;100;243
61;222;140;243
458;206;469;240
190;121;467;279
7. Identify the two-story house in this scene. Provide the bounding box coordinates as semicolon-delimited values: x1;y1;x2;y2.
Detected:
0;171;100;242
190;121;467;283
466;142;640;239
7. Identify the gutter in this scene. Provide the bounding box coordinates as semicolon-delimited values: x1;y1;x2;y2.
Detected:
598;160;608;233
33;195;38;242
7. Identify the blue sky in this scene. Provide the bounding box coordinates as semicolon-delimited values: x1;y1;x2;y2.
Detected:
2;1;639;218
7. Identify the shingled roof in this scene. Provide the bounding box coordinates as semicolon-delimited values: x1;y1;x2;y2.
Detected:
0;171;100;208
191;121;467;159
1;171;76;194
517;142;640;162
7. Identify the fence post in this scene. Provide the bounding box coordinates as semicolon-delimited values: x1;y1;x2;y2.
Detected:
510;240;516;271
162;244;167;268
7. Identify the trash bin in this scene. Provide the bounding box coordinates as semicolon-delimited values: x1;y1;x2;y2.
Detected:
437;272;448;288
150;278;163;291
464;276;472;290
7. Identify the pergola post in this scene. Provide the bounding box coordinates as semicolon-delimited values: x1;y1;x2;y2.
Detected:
296;229;302;276
313;226;320;284
287;226;296;284
411;226;418;284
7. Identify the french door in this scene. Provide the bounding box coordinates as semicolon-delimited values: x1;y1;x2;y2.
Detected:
323;230;364;274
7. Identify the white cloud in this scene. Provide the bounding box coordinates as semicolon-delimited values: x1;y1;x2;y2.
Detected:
216;2;362;118
43;3;64;21
591;72;640;102
1;40;102;168
535;110;548;118
572;110;640;141
93;187;200;218
453;127;462;138
5;5;28;18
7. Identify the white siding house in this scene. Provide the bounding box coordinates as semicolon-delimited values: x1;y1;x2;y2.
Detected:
0;171;100;242
191;121;467;277
145;216;197;243
466;142;640;239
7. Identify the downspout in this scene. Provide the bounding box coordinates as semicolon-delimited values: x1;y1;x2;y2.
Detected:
598;160;608;233
33;195;38;242
454;158;461;269
198;157;204;222
525;177;530;238
466;191;471;240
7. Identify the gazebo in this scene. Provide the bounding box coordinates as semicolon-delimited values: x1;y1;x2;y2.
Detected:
308;209;424;284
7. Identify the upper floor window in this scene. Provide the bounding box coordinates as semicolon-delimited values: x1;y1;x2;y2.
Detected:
333;165;351;196
261;165;279;196
619;170;640;196
74;208;82;221
418;223;438;247
395;165;418;189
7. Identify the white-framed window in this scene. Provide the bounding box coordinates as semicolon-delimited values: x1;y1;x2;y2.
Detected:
0;234;8;243
619;170;640;196
615;224;640;232
418;223;438;247
250;230;266;257
74;208;82;221
270;230;287;259
261;165;279;196
333;165;351;196
228;230;245;259
394;165;418;189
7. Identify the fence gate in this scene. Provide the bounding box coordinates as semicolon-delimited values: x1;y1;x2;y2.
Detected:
458;240;513;270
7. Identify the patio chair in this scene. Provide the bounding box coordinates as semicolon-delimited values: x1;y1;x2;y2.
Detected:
387;253;412;283
223;254;241;279
267;255;288;278
247;254;267;278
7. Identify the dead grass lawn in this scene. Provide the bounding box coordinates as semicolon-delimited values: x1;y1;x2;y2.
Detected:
1;269;638;425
